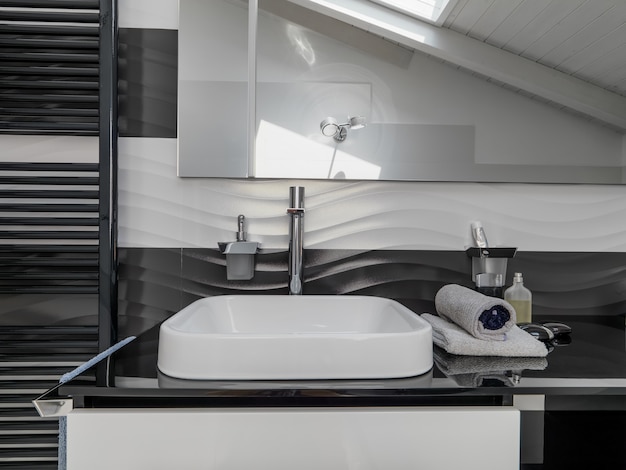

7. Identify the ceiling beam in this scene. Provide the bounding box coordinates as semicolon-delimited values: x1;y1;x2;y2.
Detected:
286;0;626;132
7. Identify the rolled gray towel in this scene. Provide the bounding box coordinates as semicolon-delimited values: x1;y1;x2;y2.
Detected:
435;284;516;341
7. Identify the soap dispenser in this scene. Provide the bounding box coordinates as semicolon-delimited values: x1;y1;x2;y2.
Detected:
218;215;259;280
504;272;532;323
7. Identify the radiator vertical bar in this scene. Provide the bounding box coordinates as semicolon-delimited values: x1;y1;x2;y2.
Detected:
97;0;118;384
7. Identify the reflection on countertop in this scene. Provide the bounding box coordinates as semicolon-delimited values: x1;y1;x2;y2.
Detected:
60;315;626;401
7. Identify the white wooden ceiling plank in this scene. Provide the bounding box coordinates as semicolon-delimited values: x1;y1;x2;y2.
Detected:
501;0;587;55
553;20;626;74
574;41;626;86
523;0;617;62
592;52;626;87
463;0;525;42
482;0;553;49
443;0;494;35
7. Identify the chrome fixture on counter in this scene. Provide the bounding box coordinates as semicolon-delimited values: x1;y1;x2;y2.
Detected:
287;186;305;295
218;214;259;280
465;246;517;298
320;116;366;142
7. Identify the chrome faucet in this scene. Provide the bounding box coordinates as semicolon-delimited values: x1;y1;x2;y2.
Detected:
287;186;305;295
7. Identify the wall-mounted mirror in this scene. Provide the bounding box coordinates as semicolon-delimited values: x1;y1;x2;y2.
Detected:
178;0;625;183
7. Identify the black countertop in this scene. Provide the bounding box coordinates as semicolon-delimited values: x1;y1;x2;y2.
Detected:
59;315;626;407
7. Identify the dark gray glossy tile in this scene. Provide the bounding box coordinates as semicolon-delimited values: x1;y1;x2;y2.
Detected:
118;28;178;138
118;248;182;336
118;248;626;337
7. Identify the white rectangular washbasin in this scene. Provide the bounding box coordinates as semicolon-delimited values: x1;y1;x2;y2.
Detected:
157;295;433;380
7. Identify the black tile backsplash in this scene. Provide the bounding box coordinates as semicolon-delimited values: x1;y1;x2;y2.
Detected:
118;248;626;337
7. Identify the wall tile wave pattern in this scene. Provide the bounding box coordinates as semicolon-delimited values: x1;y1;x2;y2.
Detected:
120;138;626;252
119;247;626;336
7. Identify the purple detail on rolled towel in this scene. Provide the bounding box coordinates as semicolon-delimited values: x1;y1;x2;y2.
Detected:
479;305;511;330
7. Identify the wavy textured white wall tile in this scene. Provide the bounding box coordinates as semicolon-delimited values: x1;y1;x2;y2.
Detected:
119;137;626;252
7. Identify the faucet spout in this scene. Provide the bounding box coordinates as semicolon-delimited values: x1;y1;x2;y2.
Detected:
287;186;305;295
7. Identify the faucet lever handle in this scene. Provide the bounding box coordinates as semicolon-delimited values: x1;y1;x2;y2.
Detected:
236;214;246;241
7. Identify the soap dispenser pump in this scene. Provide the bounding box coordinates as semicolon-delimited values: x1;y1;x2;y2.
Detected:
218;215;259;280
504;272;532;324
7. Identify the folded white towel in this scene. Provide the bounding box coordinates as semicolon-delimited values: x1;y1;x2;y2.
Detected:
435;284;516;341
422;313;548;357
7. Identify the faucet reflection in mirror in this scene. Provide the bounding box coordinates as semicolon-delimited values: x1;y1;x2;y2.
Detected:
287;186;305;295
320;116;366;142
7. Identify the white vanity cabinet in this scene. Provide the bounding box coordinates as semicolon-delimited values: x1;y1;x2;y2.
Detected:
66;406;519;469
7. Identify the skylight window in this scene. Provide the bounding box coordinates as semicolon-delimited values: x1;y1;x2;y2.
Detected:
369;0;457;25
